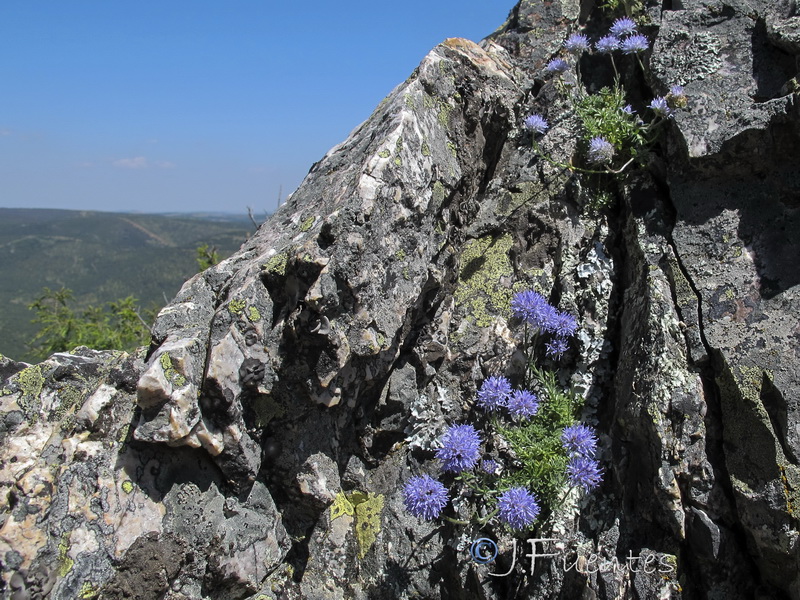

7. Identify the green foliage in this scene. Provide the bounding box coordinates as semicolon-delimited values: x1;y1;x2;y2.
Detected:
195;243;220;271
27;287;151;359
575;85;647;162
599;0;645;16
498;367;584;512
0;209;252;361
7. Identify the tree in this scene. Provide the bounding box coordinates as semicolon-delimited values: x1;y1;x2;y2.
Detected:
195;243;220;271
27;287;151;359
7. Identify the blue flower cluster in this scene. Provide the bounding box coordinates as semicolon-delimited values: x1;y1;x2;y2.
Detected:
498;487;541;530
525;18;688;170
402;285;601;534
477;375;540;420
561;424;603;491
436;424;482;473
511;289;577;360
546;20;648;75
403;475;449;520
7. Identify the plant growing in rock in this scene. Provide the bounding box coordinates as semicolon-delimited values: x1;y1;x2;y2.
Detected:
525;18;688;184
402;288;602;534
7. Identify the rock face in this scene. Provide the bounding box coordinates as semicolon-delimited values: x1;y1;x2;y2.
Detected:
2;0;799;598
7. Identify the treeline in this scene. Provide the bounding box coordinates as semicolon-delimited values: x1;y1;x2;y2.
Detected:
25;244;220;360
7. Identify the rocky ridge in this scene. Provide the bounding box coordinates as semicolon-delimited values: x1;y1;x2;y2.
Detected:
1;0;799;598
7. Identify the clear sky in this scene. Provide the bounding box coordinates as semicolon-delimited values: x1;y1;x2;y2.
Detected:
1;1;511;215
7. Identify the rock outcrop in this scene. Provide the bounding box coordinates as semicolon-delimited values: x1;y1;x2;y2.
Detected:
2;0;799;598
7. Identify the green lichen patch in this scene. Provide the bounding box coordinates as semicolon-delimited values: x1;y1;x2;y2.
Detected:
121;480;134;494
354;493;384;558
79;582;98;599
58;531;74;577
54;384;86;433
330;491;355;520
16;365;45;422
263;253;288;276
299;216;315;232
330;490;385;559
377;149;391;158
779;464;798;520
437;100;453;129
247;306;261;322
228;299;247;315
159;353;187;388
432;181;447;205
394;249;406;261
454;234;515;327
447;140;458;158
403;93;416;111
421;141;431;156
502;181;542;215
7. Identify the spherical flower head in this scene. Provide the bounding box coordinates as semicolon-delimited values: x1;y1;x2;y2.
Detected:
561;423;598;457
669;85;684;96
511;289;558;331
621;34;649;54
595;35;620;54
667;85;688;109
481;459;499;475
403;475;449;520
551;310;578;338
610;17;637;37
477;375;512;412
497;487;540;530
545;337;569;360
648;96;674;118
523;114;548;135
545;58;570;74
567;456;603;491
564;33;590;54
507;389;540;420
586;136;615;165
436;424;481;473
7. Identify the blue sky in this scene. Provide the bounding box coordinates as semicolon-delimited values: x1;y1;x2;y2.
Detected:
0;1;510;215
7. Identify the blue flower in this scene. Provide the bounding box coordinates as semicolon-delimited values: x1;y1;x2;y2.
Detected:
481;459;499;475
403;475;449;520
561;424;598;457
551;311;578;338
436;424;481;473
507;389;540;420
564;33;590;54
586;136;615;165
545;337;569;360
648;96;674;117
477;375;512;412
567;456;603;491
523;114;549;135
622;104;636;115
621;34;649;54
595;35;620;54
511;289;558;331
667;85;688;109
497;487;540;530
610;17;638;37
545;58;570;74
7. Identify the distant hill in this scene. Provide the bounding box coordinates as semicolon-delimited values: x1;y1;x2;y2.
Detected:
0;208;257;362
